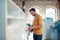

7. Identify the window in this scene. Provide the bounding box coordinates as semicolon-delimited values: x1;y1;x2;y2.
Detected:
46;8;55;21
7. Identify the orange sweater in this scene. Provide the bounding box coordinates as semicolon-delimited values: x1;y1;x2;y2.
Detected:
33;14;42;35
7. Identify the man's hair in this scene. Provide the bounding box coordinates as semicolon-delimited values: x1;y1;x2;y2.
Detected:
30;8;36;12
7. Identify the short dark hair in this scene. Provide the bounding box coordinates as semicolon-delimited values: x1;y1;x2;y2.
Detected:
30;8;36;12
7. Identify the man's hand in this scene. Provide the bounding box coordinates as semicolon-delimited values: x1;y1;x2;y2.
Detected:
28;27;33;32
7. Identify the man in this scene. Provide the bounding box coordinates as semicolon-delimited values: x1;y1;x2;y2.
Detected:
28;8;42;40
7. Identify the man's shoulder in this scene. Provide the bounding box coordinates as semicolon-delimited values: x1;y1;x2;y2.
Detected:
38;15;42;19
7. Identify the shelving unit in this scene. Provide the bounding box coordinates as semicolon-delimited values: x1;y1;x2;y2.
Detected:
6;0;27;40
7;0;26;19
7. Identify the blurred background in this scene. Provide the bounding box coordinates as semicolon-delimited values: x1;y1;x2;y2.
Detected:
0;0;60;40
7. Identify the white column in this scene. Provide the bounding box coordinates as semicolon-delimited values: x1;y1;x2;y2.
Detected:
0;0;6;40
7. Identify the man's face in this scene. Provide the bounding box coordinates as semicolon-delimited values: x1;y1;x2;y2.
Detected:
30;11;35;16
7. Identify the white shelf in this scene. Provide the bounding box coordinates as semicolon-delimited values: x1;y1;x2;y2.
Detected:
6;0;27;40
7;0;26;19
7;15;26;19
7;0;20;10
